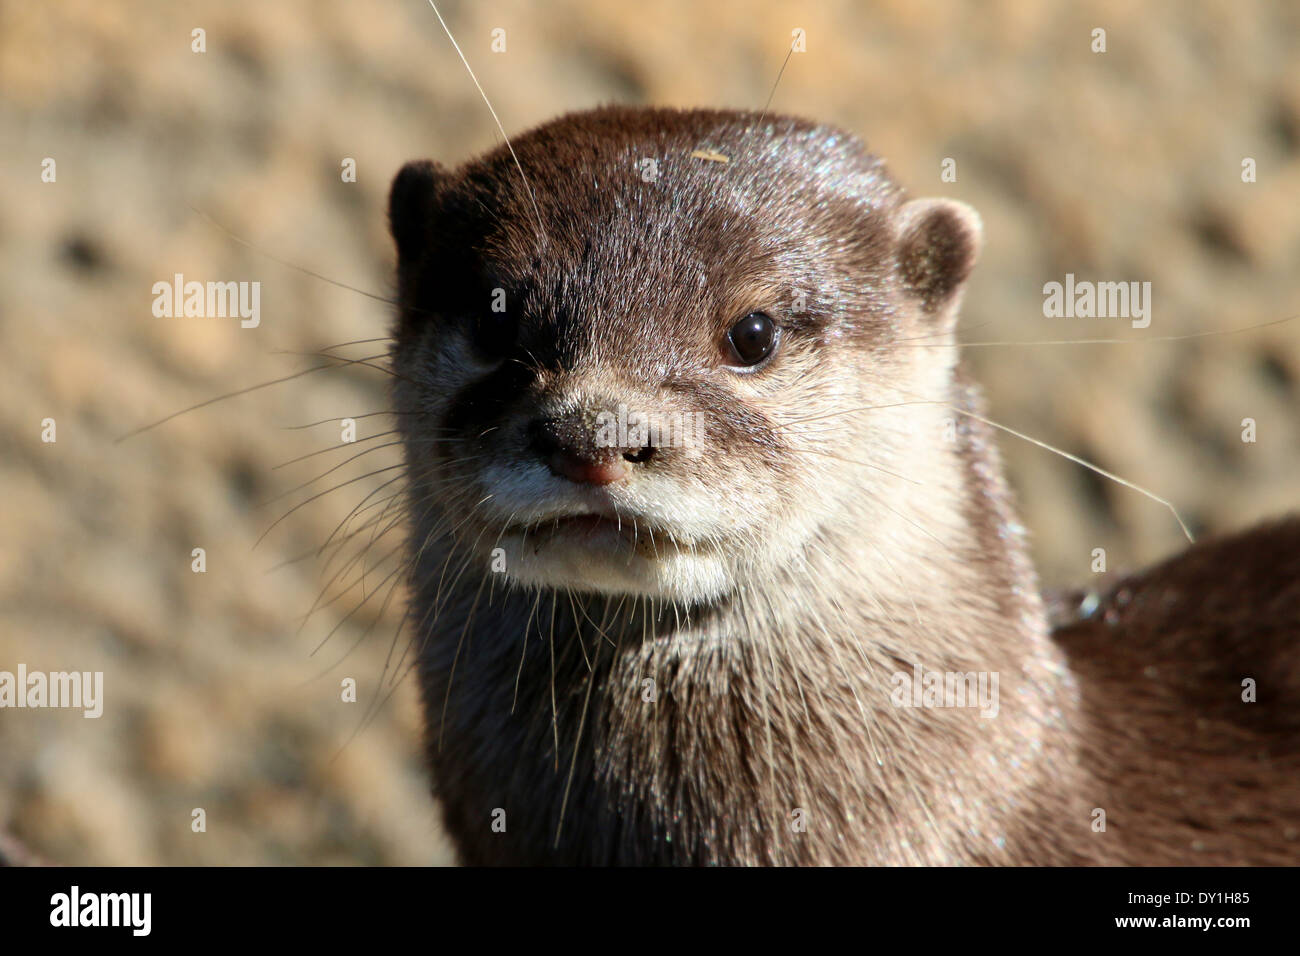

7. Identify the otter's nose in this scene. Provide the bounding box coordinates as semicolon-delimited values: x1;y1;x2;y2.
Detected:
529;416;655;486
548;451;629;486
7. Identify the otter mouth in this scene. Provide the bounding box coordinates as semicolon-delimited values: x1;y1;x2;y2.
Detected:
504;513;698;556
519;514;629;539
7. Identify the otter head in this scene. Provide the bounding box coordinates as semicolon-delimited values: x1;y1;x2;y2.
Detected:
388;107;981;605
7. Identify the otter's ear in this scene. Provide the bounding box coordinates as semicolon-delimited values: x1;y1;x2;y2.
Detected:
388;160;447;263
895;198;983;325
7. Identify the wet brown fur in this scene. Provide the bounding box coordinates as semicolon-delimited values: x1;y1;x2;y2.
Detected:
387;106;1300;865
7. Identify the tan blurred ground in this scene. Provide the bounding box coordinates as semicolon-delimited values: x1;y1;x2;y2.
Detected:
0;0;1297;864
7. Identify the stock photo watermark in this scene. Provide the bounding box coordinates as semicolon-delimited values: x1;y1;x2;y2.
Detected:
1042;273;1152;329
593;403;707;450
890;664;1000;719
151;273;261;328
0;665;103;718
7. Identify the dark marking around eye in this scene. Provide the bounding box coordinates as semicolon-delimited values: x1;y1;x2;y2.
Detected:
471;308;518;358
444;359;536;437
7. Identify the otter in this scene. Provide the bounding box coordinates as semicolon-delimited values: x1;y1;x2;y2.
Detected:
385;105;1300;865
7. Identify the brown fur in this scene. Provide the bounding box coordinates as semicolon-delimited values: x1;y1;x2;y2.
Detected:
1051;517;1300;864
386;106;1299;865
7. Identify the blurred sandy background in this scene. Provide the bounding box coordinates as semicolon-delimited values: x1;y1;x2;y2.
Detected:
0;0;1297;865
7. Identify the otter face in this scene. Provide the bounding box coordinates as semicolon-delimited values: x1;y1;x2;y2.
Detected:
388;108;980;603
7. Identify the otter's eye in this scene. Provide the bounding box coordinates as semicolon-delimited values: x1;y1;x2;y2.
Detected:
471;309;518;358
725;312;778;367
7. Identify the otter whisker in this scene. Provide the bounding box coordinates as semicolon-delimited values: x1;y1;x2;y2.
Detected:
271;430;402;471
116;352;395;443
421;0;549;249
266;441;405;500
950;405;1195;543
255;464;406;547
283;409;412;430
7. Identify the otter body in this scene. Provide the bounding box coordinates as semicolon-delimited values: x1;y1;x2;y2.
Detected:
386;106;1299;865
1053;517;1300;865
